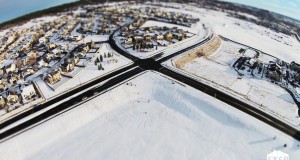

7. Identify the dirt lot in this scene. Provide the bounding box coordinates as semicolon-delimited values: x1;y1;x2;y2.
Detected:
174;35;222;69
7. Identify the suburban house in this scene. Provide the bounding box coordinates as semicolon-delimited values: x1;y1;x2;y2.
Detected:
1;76;8;85
52;48;62;58
43;54;54;63
16;59;24;70
97;28;110;35
164;32;173;41
121;27;129;35
22;68;36;78
291;62;300;73
61;56;80;72
26;50;39;65
0;95;6;109
6;91;19;106
78;51;87;58
5;63;16;73
0;68;4;75
125;37;133;44
8;73;20;85
48;43;57;50
61;44;70;53
154;34;164;41
173;32;184;40
39;37;48;44
76;35;85;42
72;56;80;65
0;84;5;92
36;60;49;68
295;74;300;83
21;84;37;104
83;45;90;53
144;34;152;42
46;70;62;85
90;41;95;48
268;63;283;74
266;70;282;82
128;24;136;30
61;61;75;72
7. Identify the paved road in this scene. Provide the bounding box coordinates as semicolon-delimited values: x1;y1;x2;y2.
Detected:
0;67;144;141
1;21;300;143
0;63;136;131
159;67;300;141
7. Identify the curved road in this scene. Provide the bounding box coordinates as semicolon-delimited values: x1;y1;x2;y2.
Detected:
1;21;300;143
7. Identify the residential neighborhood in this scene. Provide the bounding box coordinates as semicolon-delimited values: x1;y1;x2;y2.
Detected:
233;48;300;105
0;3;203;116
0;83;39;112
1;1;300;159
119;25;195;53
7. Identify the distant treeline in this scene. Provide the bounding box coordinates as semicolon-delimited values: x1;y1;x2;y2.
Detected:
197;0;300;36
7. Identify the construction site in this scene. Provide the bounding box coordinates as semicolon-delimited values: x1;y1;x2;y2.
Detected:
173;35;222;69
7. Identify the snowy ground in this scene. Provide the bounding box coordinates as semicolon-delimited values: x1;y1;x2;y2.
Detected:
148;3;300;64
164;40;300;128
0;71;299;160
1;2;300;159
36;43;133;100
77;35;109;43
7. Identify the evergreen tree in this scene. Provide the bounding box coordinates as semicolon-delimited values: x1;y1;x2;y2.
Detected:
94;60;97;66
99;63;104;70
96;57;100;63
141;43;144;49
100;55;103;62
70;52;75;58
104;53;106;58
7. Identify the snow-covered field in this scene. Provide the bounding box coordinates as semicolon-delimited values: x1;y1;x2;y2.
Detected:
164;40;300;128
1;2;300;159
154;3;300;64
0;71;299;160
36;43;133;100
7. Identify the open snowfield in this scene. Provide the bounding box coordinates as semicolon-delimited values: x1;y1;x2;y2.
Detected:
165;40;300;128
1;71;299;160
